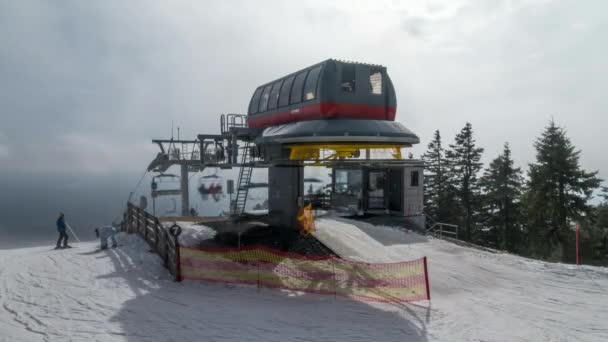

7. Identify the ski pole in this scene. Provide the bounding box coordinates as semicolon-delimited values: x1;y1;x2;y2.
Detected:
65;222;82;242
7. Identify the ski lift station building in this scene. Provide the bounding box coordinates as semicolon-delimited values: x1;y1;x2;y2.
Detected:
149;59;425;229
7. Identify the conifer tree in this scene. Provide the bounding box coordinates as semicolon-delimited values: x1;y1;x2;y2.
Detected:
422;130;455;223
480;143;524;252
446;122;484;241
526;120;601;260
600;186;608;203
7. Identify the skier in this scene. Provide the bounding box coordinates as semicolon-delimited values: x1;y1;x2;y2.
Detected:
95;225;118;250
55;213;71;249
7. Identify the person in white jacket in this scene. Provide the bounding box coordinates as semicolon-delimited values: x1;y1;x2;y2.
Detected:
95;225;118;249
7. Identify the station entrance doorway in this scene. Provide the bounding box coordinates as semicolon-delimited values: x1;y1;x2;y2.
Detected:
331;164;421;216
365;168;403;213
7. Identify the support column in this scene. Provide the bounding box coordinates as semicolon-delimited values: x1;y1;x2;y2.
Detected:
268;165;304;230
180;164;189;217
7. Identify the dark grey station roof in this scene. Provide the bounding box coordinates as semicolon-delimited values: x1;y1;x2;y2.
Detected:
256;119;420;145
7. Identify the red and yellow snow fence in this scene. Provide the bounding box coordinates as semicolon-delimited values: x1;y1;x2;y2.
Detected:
180;246;430;303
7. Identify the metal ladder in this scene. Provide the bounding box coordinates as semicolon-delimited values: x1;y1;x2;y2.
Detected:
233;141;253;215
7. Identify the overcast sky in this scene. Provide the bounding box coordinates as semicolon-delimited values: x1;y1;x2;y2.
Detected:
1;0;607;185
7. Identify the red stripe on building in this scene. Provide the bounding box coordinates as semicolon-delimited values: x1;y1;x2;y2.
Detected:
247;102;397;128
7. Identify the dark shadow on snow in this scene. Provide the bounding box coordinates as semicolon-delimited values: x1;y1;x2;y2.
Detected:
100;236;431;341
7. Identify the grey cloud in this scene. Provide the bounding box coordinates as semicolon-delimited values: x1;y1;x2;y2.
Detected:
0;0;606;189
402;15;428;37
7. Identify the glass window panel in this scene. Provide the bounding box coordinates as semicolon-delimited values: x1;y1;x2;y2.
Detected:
369;68;383;94
335;169;362;195
290;71;308;104
341;64;356;92
268;80;283;110
249;87;263;114
303;66;322;101
411;171;419;187
258;85;272;112
278;76;295;107
368;171;386;209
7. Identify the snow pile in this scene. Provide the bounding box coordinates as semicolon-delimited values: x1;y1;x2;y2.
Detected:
1;223;607;341
314;217;405;262
163;221;216;247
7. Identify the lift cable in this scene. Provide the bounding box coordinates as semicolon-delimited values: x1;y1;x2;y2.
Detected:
110;168;150;226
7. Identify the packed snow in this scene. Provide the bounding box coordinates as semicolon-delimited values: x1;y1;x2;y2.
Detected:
161;221;216;247
1;221;607;341
316;216;608;341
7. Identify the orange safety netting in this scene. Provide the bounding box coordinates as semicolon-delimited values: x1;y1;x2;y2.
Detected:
180;245;430;303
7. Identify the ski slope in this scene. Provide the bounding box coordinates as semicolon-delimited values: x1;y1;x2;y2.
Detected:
1;225;607;342
316;216;608;341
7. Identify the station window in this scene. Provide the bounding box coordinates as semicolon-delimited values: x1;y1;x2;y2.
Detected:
335;169;362;195
258;85;272;112
411;170;419;187
341;64;356;92
249;87;263;114
369;68;383;94
290;71;308;104
303;66;322;101
268;80;283;110
278;75;295;108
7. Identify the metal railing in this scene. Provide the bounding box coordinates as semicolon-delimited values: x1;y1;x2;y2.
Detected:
221;114;248;134
427;223;459;238
425;215;459;238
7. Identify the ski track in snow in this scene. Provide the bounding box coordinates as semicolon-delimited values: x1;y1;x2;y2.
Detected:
0;224;607;342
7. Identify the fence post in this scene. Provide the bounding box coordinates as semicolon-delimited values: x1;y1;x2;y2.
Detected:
576;224;580;266
169;224;182;282
154;218;160;253
136;208;141;236
140;210;144;236
143;212;148;242
126;205;131;233
130;206;134;234
423;256;431;301
175;235;181;282
135;208;139;235
162;229;169;267
332;258;337;299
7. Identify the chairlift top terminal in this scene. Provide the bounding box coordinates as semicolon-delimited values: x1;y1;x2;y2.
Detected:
147;59;424;226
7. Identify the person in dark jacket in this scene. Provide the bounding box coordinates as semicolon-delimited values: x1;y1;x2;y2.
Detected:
55;213;71;249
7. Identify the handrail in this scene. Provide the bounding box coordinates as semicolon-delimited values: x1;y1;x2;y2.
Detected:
425;217;459;238
122;203;182;281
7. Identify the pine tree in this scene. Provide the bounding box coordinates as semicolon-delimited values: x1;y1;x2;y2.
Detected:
600;186;608;203
446;122;485;241
526;120;601;260
422;130;456;223
480;143;524;252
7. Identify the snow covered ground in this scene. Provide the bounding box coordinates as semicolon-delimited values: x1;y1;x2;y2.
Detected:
316;216;608;341
161;221;216;247
1;222;607;341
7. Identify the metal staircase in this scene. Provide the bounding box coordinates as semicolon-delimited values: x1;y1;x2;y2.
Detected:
233;141;253;215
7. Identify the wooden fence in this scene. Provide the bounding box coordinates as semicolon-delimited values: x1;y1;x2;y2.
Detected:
122;202;182;281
